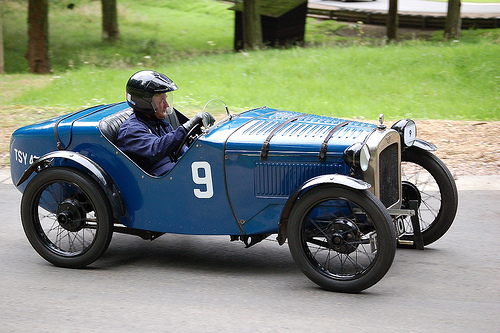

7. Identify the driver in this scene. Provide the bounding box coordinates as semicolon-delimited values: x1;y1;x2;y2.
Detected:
117;70;214;176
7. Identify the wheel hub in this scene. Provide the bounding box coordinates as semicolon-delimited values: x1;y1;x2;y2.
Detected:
56;199;86;232
327;218;360;254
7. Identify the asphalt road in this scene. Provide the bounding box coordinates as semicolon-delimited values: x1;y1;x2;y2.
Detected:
1;173;499;332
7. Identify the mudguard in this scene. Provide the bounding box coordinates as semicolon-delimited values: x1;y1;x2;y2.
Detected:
277;174;371;245
16;151;125;220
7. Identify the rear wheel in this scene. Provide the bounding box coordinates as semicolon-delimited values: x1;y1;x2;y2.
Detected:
21;168;113;268
288;186;396;293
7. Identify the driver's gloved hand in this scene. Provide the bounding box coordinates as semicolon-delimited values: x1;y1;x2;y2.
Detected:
183;112;215;132
202;112;216;127
182;113;204;132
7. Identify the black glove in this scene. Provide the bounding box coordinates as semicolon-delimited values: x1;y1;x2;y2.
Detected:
182;113;203;132
201;112;216;127
182;112;215;132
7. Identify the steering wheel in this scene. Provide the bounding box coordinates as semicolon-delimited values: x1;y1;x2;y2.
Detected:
173;111;217;161
173;123;201;161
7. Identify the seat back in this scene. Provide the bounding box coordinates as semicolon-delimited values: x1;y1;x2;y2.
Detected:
99;108;134;145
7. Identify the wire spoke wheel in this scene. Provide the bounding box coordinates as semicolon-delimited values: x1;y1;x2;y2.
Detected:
38;183;97;255
288;186;396;293
21;168;113;268
304;214;373;277
399;147;458;246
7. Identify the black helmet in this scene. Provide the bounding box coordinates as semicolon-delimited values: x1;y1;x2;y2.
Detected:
126;70;178;115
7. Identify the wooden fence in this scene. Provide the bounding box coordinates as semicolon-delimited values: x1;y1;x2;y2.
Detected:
308;7;499;29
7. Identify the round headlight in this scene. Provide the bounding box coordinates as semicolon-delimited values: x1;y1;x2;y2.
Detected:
344;142;371;172
391;119;417;147
359;144;370;171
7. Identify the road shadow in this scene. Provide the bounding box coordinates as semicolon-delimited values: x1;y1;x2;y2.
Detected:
97;233;298;277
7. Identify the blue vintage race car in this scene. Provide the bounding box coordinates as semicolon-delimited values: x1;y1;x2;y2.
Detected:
10;100;458;292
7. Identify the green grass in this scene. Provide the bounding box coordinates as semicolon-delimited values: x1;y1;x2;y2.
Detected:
1;0;499;121
1;0;235;73
7;41;498;121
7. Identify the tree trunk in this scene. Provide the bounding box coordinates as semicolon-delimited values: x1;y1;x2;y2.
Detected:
0;12;4;74
102;0;120;42
444;0;461;40
242;0;263;50
387;0;399;42
27;0;51;74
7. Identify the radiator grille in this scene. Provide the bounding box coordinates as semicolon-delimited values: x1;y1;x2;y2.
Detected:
379;143;399;207
254;162;346;197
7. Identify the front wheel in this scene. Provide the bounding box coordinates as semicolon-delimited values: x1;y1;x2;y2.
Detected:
21;167;113;268
399;147;458;246
288;186;396;293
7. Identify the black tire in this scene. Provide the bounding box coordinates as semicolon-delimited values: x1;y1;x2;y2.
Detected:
21;167;113;268
399;147;458;246
288;185;396;293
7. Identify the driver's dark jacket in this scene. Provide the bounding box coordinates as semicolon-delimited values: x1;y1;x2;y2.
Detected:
117;112;188;176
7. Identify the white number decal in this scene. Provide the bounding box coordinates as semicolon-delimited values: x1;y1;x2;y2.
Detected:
191;161;214;199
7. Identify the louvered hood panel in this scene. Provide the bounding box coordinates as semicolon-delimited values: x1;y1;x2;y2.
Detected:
225;108;376;157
